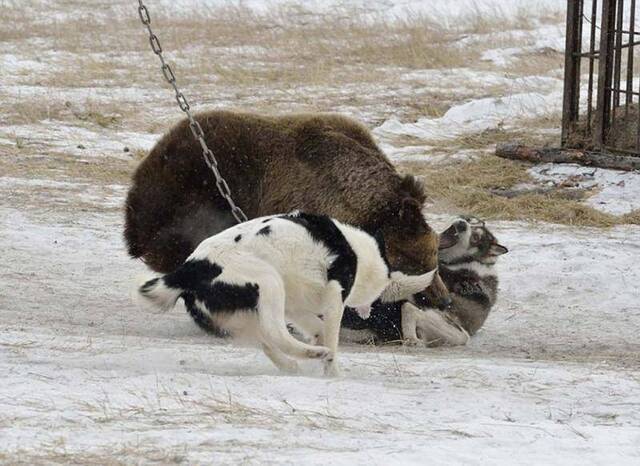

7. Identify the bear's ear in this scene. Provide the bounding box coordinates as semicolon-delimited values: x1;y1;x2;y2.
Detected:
398;198;428;235
488;243;508;256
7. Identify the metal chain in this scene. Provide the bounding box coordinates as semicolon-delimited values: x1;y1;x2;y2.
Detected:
136;0;248;223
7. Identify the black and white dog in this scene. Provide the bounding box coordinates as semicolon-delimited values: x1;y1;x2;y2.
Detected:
139;211;435;376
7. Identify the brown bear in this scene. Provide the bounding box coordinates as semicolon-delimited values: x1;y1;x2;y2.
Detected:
124;111;451;307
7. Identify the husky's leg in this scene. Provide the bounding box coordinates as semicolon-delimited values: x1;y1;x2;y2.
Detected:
256;267;330;361
411;306;470;347
400;303;423;346
320;281;346;377
262;343;300;374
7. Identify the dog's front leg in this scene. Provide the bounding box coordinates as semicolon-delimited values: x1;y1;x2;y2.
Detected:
400;302;423;346
321;281;346;377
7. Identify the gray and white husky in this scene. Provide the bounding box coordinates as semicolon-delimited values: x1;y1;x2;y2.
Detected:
402;216;508;345
138;211;435;376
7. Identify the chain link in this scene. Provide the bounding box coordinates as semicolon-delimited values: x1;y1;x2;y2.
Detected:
136;0;248;223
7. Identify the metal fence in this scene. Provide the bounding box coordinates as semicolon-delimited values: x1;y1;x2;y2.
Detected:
562;0;640;156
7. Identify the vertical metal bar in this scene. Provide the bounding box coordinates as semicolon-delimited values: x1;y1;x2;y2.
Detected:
637;71;640;150
562;0;583;146
575;0;584;120
637;10;640;151
586;0;599;132
612;0;624;132
625;0;636;113
594;0;617;148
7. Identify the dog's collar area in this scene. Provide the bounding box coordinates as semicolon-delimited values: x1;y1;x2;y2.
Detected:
440;255;476;266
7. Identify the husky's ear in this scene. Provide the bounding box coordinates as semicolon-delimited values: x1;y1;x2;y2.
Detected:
398;198;428;235
489;243;508;256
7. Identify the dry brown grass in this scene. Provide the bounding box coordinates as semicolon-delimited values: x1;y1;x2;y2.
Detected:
4;99;125;128
452;125;558;151
3;1;612;227
410;155;639;227
463;5;534;34
505;48;564;77
622;209;640;223
0;2;566;89
0;150;134;186
4;441;187;466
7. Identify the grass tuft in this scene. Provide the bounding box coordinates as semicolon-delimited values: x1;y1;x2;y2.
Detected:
413;155;638;227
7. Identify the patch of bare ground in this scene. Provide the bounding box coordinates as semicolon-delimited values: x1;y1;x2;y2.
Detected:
456;122;558;150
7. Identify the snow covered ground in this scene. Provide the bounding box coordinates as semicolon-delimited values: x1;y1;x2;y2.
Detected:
1;0;639;464
2;198;639;464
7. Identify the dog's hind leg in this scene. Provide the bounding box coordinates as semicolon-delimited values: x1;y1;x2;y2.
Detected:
255;268;331;363
319;281;346;377
261;343;299;374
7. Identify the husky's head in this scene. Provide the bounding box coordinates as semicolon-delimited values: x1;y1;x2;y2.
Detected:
438;216;508;266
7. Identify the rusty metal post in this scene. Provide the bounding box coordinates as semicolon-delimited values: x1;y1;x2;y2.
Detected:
562;0;583;146
625;0;636;112
594;0;617;149
611;0;624;127
586;0;599;132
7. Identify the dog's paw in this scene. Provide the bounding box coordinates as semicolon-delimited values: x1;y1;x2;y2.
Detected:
306;346;331;359
403;337;424;347
353;304;371;319
323;357;341;377
279;360;300;374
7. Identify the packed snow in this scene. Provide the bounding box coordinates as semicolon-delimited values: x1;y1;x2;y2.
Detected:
530;163;640;215
157;0;567;21
2;202;639;464
374;89;563;141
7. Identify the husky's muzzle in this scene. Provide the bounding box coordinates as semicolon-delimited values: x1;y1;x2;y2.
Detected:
439;219;467;250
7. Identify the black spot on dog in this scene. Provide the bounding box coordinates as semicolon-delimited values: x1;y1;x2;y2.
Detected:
182;292;228;337
262;218;271;223
162;259;260;334
280;212;357;301
372;229;391;276
256;226;271;236
201;282;260;312
342;300;404;342
234;234;242;242
163;259;223;291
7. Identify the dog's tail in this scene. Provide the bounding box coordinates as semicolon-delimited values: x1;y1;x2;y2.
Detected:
138;276;182;312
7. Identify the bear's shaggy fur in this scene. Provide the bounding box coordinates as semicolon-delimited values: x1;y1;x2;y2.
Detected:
124;111;449;303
